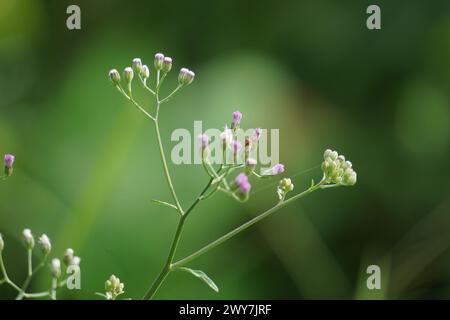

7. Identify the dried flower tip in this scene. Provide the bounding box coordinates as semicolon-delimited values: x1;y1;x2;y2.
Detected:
198;134;209;149
231;140;241;153
245;137;252;152
162;57;173;73
0;233;4;251
50;258;61;278
263;163;285;176
123;67;134;84
4;154;15;177
154;53;165;70
38;234;51;255
105;274;125;300
178;68;195;86
23;228;34;249
108;69;121;85
140;65;150;80
132;58;142;73
63;248;74;265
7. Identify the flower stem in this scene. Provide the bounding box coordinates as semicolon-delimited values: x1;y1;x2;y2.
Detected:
154;119;184;214
143;178;214;300
171;180;326;269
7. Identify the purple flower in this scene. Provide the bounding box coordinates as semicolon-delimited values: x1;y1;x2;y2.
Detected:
232;111;242;126
4;154;14;168
198;134;209;149
263;163;285;176
235;173;251;195
239;181;251;194
246;158;257;167
253;128;262;141
162;57;172;73
230;140;241;153
235;173;248;185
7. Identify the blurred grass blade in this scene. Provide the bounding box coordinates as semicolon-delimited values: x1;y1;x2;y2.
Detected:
180;267;219;293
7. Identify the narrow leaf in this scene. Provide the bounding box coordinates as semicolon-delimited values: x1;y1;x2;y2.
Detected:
180;267;219;293
151;199;178;210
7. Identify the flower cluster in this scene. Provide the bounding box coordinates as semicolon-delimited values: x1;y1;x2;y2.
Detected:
0;228;80;299
109;53;195;95
103;275;125;300
321;149;357;186
198;111;285;203
277;178;294;200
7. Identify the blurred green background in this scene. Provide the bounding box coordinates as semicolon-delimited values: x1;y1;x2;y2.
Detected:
1;0;450;299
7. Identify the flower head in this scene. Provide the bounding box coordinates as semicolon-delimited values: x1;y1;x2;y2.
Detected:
23;228;34;249
321;149;357;186
63;248;74;265
38;234;51;255
105;275;125;300
141;65;150;80
51;258;61;278
253;128;262;141
132;58;142;73
4;154;15;177
230;140;241;153
235;173;251;195
231;111;242;129
123;67;134;83
154;53;165;70
219;126;232;148
178;68;195;86
263;163;285;176
162;57;172;73
71;256;81;266
108;69;121;85
198;134;209;149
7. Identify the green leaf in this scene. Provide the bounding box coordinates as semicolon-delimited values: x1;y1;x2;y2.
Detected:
180;267;219;293
151;199;178;210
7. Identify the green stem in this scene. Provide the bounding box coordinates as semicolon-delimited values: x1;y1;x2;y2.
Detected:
154;119;184;214
171;180;326;269
143;178;214;300
27;249;32;277
15;257;47;300
0;253;22;292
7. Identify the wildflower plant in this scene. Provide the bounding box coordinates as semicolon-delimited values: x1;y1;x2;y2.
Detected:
0;228;81;299
107;52;357;299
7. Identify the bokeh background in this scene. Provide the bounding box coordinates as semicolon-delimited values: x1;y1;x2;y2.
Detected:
1;0;450;299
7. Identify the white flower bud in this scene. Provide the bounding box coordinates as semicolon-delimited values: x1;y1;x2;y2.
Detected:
63;248;74;265
71;256;81;266
23;229;34;250
132;58;142;73
154;53;164;70
51;258;61;278
342;168;357;186
0;233;4;251
108;69;121;85
123;67;134;84
323;149;333;159
162;57;172;73
38;234;51;255
140;65;150;80
178;68;195;86
105;275;125;300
